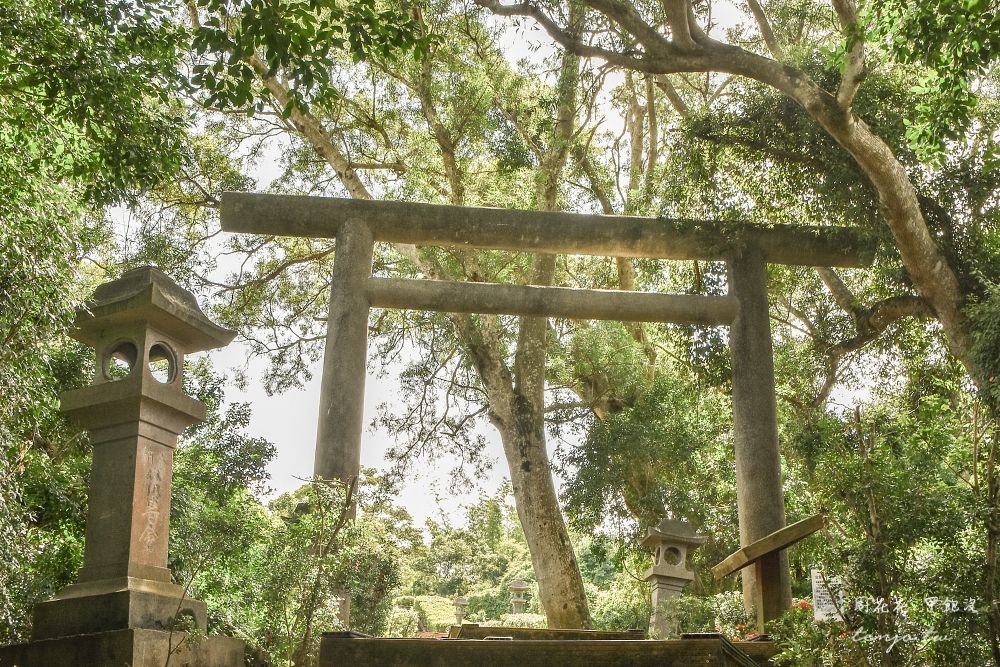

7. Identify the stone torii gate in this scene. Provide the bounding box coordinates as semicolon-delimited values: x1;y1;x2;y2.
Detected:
220;192;872;627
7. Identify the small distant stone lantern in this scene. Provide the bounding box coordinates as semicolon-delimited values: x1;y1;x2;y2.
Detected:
642;518;707;638
508;580;529;614
30;267;236;641
454;596;469;625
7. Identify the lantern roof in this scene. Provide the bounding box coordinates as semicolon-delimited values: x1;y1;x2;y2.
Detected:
640;518;708;550
72;266;235;353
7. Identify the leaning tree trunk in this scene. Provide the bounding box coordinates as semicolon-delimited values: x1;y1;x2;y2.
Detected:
490;394;592;628
485;0;591;627
207;0;596;628
456;297;592;628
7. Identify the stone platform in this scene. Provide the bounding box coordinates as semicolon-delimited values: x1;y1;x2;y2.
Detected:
30;577;207;641
320;631;776;667
448;624;646;640
0;628;244;667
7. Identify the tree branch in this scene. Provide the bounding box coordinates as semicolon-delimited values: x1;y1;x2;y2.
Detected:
661;0;696;48
832;0;865;110
812;291;931;407
816;267;862;316
654;74;690;118
475;0;650;70
746;0;783;59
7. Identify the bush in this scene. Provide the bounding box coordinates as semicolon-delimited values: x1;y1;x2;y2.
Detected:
479;613;547;628
384;607;420;637
767;601;865;666
499;613;547;628
393;595;456;632
697;591;750;639
643;591;752;639
465;588;510;622
591;576;650;631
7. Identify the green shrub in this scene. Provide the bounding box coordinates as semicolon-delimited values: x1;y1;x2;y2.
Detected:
465;588;509;622
384;607;420;638
497;613;546;628
591;576;650;631
393;595;456;632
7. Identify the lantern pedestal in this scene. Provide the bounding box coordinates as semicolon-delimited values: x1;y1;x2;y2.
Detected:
0;629;244;667
31;579;208;641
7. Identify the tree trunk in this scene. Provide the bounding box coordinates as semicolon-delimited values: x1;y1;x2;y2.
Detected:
455;302;592;628
834;119;975;374
985;422;1000;665
491;398;592;627
215;0;596;628
491;0;591;627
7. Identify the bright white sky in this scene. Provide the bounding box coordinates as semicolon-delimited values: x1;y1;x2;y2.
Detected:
207;341;507;523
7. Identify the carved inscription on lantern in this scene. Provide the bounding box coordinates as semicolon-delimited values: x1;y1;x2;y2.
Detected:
138;447;167;553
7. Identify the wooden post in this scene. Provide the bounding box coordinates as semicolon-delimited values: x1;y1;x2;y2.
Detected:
727;245;791;630
712;515;826;635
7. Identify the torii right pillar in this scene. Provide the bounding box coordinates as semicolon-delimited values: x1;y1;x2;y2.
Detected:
727;245;791;625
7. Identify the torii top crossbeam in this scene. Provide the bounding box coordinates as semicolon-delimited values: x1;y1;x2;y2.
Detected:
221;193;873;268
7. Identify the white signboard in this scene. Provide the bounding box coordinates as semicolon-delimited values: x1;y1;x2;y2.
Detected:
811;568;845;622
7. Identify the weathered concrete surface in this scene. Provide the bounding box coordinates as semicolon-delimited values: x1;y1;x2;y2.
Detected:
313;220;374;626
32;583;207;640
221;192;874;267
448;625;646;640
74;265;235;353
62;266;233;594
641;519;707;638
319;635;776;667
0;629;243;667
368;278;738;325
727;247;791;627
314;219;374;483
59;385;196;588
43;320;212;639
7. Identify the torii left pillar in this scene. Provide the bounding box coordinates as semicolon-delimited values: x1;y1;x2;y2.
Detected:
314;220;374;625
0;266;244;667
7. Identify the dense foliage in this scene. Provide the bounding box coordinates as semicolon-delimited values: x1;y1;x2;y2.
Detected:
3;0;1000;664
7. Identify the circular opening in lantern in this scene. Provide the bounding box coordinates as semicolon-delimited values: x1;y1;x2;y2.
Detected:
148;343;177;384
662;546;682;566
103;341;138;381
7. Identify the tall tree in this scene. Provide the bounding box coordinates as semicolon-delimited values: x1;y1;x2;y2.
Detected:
474;0;1000;636
175;0;594;627
0;0;190;634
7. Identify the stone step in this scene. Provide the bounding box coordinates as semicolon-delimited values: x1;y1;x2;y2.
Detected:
0;628;243;667
320;631;777;667
447;624;647;641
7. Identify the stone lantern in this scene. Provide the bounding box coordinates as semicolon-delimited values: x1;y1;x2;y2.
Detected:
454;596;469;625
2;267;244;666
508;580;529;614
642;518;707;638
